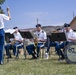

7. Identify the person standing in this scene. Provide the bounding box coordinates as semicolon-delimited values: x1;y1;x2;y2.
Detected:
0;7;11;65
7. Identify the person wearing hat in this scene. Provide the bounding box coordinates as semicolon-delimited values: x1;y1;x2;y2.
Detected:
5;27;23;58
55;23;76;61
56;28;63;32
0;7;11;65
45;28;63;59
26;24;47;59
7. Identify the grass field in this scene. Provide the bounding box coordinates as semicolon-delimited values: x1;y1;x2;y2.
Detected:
0;54;76;75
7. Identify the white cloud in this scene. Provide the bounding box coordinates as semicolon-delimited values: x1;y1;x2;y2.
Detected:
25;12;48;19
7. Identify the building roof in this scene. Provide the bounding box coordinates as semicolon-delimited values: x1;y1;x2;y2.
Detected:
70;16;76;30
70;16;76;25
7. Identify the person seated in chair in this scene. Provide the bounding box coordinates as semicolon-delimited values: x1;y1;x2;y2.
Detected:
26;24;47;59
45;28;63;59
5;27;23;58
55;23;76;61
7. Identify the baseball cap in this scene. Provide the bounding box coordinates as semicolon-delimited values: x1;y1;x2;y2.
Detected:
36;24;41;27
13;27;18;29
64;23;70;27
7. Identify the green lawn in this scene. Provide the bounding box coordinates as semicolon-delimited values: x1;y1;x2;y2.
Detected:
0;54;76;75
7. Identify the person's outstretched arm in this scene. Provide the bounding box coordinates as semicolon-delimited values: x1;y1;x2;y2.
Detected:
7;7;11;20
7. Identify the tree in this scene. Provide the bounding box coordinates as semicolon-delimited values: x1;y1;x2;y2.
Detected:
0;0;5;14
0;0;5;5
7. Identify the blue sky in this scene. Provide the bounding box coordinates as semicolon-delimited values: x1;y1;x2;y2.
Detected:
1;0;76;29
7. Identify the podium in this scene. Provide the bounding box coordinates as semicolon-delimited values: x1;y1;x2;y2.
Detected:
47;32;67;59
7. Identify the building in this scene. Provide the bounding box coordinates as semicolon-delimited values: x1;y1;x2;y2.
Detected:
70;16;76;30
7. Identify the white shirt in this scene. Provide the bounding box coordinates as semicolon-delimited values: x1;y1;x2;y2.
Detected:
14;32;23;41
35;30;47;43
66;29;76;42
0;14;9;29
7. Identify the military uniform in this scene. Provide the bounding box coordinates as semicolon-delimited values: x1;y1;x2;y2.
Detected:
56;24;76;60
5;28;23;58
26;29;47;59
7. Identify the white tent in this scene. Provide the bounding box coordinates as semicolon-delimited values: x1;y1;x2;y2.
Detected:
4;29;15;34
